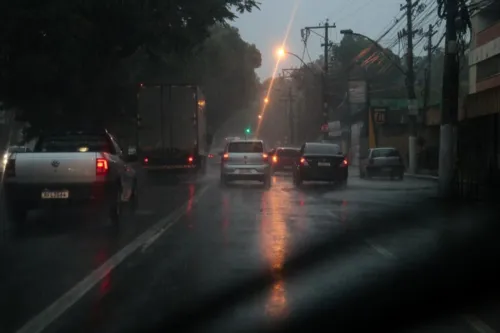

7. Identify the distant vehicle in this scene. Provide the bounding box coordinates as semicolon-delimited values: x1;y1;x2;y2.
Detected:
3;129;138;229
271;147;300;173
359;147;404;180
225;136;241;143
293;142;348;187
138;84;210;173
220;140;271;187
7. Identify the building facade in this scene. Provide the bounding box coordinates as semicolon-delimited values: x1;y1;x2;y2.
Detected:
460;0;500;200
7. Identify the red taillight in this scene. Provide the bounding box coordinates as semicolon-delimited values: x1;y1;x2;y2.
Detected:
96;158;109;175
300;157;308;166
272;155;278;163
342;159;348;166
223;153;229;160
188;156;194;163
262;153;268;162
144;157;149;164
208;154;214;158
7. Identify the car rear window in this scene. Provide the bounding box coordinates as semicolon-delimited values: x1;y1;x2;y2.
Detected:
372;148;400;158
304;144;340;155
277;149;300;157
227;142;263;153
34;135;113;153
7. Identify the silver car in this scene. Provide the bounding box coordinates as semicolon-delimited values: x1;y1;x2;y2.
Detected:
220;140;271;186
359;147;405;180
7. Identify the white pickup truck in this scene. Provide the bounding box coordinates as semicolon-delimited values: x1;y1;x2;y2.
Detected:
3;129;138;229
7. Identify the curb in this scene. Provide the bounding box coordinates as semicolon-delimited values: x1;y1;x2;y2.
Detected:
405;173;438;181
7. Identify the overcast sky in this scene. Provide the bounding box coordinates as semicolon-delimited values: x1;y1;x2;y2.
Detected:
233;0;444;81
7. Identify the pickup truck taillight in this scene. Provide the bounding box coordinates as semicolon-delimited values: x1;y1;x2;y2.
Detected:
5;159;15;177
341;159;348;167
272;155;278;163
222;153;229;162
96;158;109;175
262;153;269;162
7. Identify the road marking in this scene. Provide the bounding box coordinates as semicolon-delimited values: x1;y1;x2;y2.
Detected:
16;184;210;333
365;240;395;259
465;315;496;333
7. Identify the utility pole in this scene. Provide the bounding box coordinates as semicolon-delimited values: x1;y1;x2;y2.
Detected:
439;0;460;197
281;68;296;144
423;24;436;113
400;0;419;174
303;19;336;139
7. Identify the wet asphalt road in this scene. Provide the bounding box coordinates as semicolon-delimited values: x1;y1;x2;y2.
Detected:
0;166;498;333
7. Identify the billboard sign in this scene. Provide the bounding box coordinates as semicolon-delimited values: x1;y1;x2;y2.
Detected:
348;80;367;104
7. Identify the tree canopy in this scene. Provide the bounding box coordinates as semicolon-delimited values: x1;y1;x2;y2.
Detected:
0;0;260;131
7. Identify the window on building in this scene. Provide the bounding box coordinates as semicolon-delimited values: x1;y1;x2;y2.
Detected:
477;54;500;81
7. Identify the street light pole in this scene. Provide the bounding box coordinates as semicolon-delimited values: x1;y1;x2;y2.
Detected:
401;0;418;174
302;20;336;139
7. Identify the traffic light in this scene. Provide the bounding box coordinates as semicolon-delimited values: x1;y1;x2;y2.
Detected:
245;128;251;134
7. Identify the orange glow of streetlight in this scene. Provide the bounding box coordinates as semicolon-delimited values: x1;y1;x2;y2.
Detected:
276;47;286;58
258;114;262;119
264;97;269;104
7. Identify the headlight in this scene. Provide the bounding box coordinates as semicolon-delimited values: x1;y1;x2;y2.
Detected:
2;154;8;166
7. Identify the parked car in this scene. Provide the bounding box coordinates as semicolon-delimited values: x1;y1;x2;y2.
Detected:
359;147;405;180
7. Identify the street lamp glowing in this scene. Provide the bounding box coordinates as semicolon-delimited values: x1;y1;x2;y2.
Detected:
258;114;262;119
264;97;269;104
276;48;286;58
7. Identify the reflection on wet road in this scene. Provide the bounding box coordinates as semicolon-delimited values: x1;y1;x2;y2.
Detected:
0;168;497;333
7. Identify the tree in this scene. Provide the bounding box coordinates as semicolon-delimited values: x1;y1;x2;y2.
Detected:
0;0;260;132
189;25;262;131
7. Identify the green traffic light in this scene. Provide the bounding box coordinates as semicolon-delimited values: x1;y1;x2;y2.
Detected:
245;128;250;134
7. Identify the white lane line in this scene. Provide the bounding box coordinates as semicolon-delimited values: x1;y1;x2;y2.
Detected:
365;240;395;259
465;315;496;333
16;184;210;333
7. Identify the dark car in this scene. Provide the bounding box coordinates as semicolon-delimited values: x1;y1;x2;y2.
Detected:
359;147;405;180
293;142;348;186
271;147;300;172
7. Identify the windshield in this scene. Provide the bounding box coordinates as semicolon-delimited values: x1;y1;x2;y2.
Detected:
34;135;112;153
304;144;340;155
3;2;489;333
227;142;263;153
277;148;300;157
372;148;400;158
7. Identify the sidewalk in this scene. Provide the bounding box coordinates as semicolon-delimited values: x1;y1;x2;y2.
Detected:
349;166;438;181
405;173;438;181
405;169;438;181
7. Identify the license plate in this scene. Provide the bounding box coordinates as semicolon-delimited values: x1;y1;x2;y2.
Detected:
382;167;392;172
41;190;69;199
318;162;330;167
235;169;249;174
